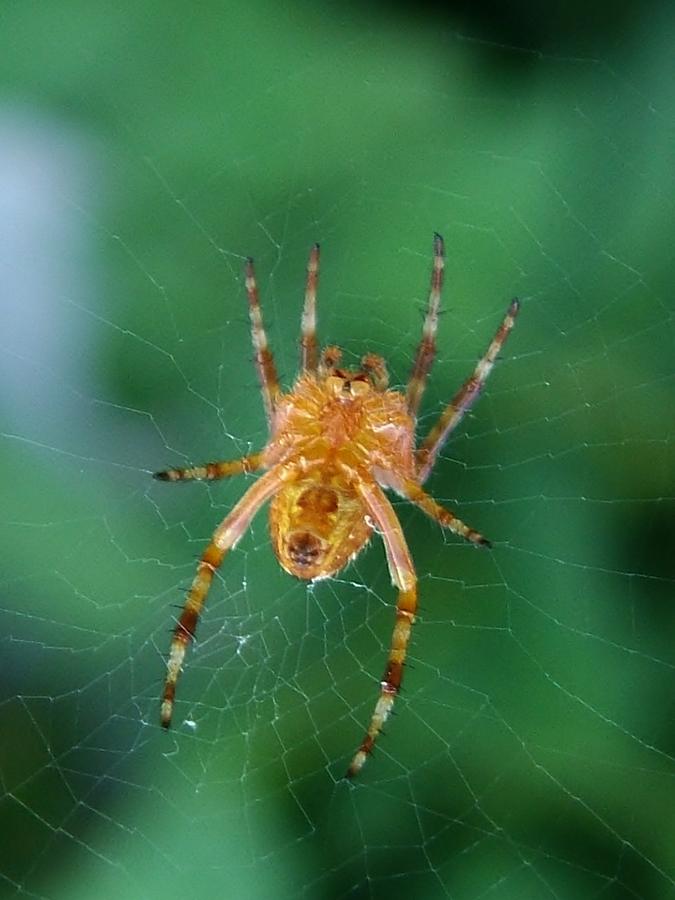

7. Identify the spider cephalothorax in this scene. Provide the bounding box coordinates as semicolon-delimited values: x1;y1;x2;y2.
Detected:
154;236;519;777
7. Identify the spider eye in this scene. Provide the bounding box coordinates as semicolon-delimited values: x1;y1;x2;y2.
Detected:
287;531;324;568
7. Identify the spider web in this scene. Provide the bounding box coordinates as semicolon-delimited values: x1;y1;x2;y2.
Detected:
1;3;674;899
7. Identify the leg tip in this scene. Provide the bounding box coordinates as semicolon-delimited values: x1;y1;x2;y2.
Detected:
160;701;173;728
345;750;367;779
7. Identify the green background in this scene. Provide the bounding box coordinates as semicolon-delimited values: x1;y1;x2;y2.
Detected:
1;2;673;898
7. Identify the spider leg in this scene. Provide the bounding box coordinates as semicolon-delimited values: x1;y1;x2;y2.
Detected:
416;298;520;483
406;233;445;419
245;257;282;428
160;463;292;729
153;452;264;482
397;476;491;547
347;480;417;778
300;243;320;373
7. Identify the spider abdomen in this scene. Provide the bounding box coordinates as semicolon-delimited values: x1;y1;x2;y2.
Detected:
269;472;372;580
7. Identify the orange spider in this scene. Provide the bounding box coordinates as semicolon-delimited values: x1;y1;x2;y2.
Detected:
154;235;519;777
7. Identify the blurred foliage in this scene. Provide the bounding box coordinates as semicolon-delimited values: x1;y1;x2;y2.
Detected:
0;2;673;899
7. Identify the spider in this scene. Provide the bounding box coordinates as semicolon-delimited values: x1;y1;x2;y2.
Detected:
154;235;519;778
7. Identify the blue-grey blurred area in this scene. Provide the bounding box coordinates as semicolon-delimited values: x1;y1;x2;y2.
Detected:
0;2;673;899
